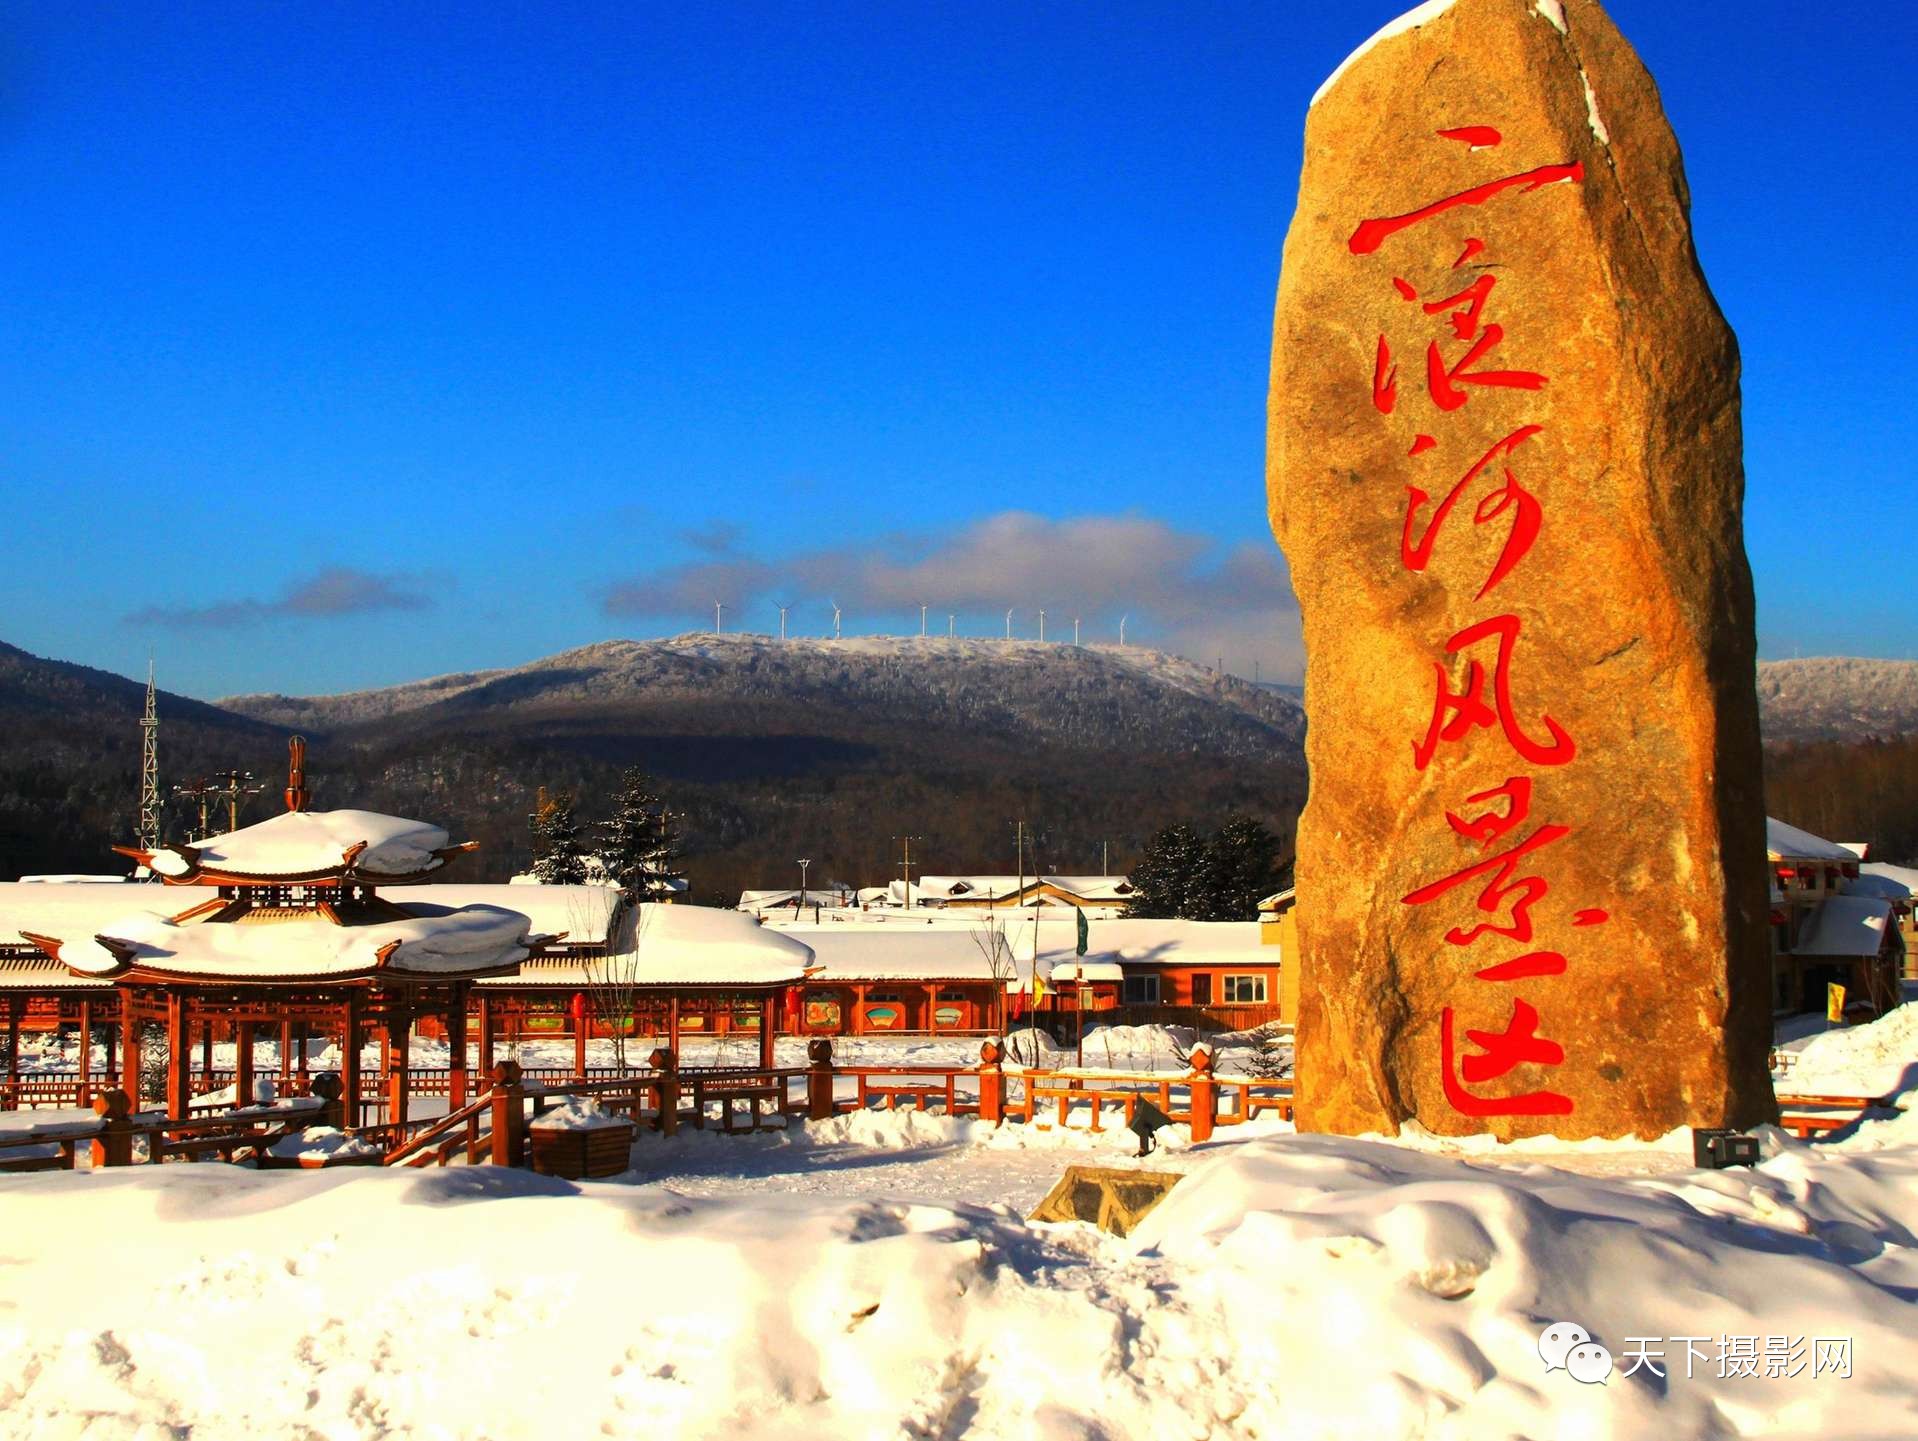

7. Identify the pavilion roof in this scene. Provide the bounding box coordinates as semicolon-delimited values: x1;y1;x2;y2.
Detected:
120;808;472;885
28;901;537;984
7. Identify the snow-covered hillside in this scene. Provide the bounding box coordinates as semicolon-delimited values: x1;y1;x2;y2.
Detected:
220;632;1307;761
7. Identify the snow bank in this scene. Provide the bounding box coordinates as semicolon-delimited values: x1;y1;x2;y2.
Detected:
1783;1002;1918;1099
530;1097;631;1133
3;1123;1913;1438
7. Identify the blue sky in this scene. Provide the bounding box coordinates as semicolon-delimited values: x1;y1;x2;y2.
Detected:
3;2;1912;699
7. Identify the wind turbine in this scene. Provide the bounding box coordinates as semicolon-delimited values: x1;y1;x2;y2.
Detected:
774;602;789;641
1038;609;1046;642
830;600;842;640
947;613;955;638
1119;613;1129;647
919;603;927;638
1004;607;1014;640
1072;616;1081;646
714;600;725;634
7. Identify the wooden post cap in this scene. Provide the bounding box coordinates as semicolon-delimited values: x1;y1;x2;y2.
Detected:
308;1073;343;1101
92;1089;131;1121
646;1046;676;1072
491;1060;523;1086
806;1038;834;1067
978;1039;1002;1066
1188;1044;1214;1075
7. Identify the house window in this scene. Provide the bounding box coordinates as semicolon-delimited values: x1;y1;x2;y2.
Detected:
1191;974;1213;1006
1122;975;1161;1005
1223;974;1268;1004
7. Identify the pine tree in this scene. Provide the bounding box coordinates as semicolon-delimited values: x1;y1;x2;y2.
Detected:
1126;823;1210;919
530;792;590;885
1201;815;1287;922
598;767;686;901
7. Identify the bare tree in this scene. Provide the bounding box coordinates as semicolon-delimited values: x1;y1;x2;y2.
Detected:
578;891;642;1072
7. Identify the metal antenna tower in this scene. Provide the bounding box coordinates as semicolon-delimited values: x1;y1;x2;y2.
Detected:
138;660;161;855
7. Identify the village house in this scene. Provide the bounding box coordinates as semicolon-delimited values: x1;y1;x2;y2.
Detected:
1765;817;1905;1018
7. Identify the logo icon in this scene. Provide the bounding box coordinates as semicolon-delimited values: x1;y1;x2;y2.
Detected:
1539;1322;1614;1385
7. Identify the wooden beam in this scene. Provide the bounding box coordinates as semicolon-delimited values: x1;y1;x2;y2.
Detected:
387;1006;411;1135
77;999;93;1104
341;992;361;1130
476;993;494;1080
447;984;469;1109
235;1019;255;1108
165;989;190;1120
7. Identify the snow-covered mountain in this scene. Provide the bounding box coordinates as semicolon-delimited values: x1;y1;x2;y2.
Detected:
1755;657;1918;742
221;633;1306;762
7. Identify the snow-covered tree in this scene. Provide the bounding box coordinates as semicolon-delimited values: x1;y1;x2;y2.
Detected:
1126;823;1210;919
530;792;590;885
1201;815;1287;922
598;766;685;901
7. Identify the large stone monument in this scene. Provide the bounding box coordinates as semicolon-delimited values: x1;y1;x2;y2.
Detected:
1266;0;1776;1138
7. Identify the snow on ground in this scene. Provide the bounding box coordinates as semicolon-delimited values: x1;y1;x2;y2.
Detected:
3;1103;1916;1438
1778;999;1918;1100
4;1010;1915;1436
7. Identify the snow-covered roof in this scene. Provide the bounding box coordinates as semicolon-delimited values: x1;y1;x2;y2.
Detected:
1861;862;1918;899
45;902;534;981
768;916;1273;983
478;904;812;989
403;885;623;947
1;881;173;949
1767;817;1857;864
143;809;460;882
1845;872;1912;904
738;887;855;912
1793;896;1894;958
913;875;1135;903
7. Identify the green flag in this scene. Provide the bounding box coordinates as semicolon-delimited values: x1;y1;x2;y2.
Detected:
1075;905;1089;956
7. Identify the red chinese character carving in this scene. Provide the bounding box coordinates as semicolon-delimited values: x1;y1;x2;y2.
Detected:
1436;125;1502;149
1452;237;1486;268
1413;614;1575;771
1373;335;1397;413
1402;425;1543;597
1423;273;1496;339
1441;1004;1573;1116
1427;324;1546;409
1474;950;1567;982
1402;822;1569;946
1349;162;1585;255
1446;776;1532;847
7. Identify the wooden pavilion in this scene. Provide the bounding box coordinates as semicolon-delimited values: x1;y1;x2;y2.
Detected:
22;740;544;1130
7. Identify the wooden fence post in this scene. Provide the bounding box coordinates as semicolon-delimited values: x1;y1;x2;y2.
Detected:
1188;1044;1216;1144
648;1046;678;1136
977;1039;1004;1125
806;1038;835;1121
489;1060;526;1167
90;1089;132;1168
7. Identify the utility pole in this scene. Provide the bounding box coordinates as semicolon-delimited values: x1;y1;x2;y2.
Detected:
797;856;811;905
139;661;160;857
892;835;922;909
1102;840;1109;877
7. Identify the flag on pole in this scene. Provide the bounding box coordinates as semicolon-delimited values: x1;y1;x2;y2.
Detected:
1075;905;1089;957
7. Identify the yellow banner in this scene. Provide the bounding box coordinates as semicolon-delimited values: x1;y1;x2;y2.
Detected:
1827;982;1846;1023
